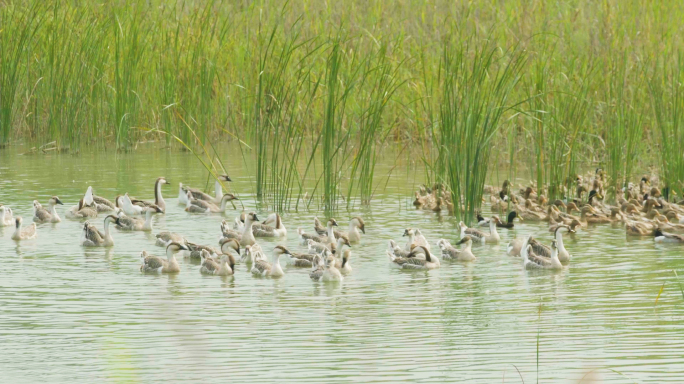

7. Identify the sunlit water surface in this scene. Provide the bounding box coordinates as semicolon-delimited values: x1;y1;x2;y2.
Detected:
1;145;683;383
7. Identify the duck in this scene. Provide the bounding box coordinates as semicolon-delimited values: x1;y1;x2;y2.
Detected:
251;245;289;278
507;238;523;256
218;237;241;259
251;213;287;237
155;232;187;247
437;236;475;261
403;228;431;251
298;218;339;245
549;219;581;233
0;205;14;226
184;191;239;214
128;177;169;213
334;248;353;274
307;236;352;255
309;254;326;281
11;217;37;240
178;175;232;205
321;255;344;282
243;243;265;264
115;207;161;231
387;239;411;258
67;198;98;219
388;245;440;270
283;250;319;268
200;251;236;276
33;196;63;223
497;211;522;229
654;228;684;243
522;239;562;270
81;215;118;247
140;242;188;274
459;216;501;244
180;242;220;261
117;194;144;216
625;220;655;236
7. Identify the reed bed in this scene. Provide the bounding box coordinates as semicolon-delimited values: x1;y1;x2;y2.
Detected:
3;0;684;217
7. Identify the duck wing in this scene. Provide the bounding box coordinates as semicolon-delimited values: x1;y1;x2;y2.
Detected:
83;222;104;245
441;245;462;260
22;223;37;238
291;253;316;262
33;207;52;223
183;186;214;201
528;239;551;257
116;215;140;230
200;258;220;274
664;231;684;242
252;224;277;237
143;255;167;271
252;260;272;275
527;252;553;268
465;227;486;238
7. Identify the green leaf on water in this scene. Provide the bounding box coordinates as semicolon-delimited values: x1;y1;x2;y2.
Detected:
655;282;665;306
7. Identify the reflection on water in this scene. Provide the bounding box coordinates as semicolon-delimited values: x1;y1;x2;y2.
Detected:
1;144;683;383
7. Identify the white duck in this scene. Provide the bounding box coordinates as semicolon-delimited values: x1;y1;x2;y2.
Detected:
0;205;14;227
11;217;37;240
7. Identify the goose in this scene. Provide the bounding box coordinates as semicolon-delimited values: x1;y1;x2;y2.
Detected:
178;175;232;205
237;212;259;246
243;243;265;264
387;239;411;258
307;236;351;255
251;213;287;237
528;226;573;263
251;245;289;278
549;219;581;233
115;207;161;231
128;177;169;213
218;237;241;259
220;219;241;240
298;218;339;244
155;232;187;247
321;255;344;282
0;205;14;226
180;242;220;261
309;254;326;281
90;188;116;212
388;245;440;270
185;191;239;214
334;248;353;274
654;228;684;243
200;251;236;276
314;216;327;235
459;217;501;244
334;217;366;242
283;251;319;268
118;194;144;216
81;215;117;247
507;238;523;256
67;198;98;219
437;237;475;261
140;242;188;274
11;217;37;240
522;240;562;270
403;228;430;251
33;196;63;223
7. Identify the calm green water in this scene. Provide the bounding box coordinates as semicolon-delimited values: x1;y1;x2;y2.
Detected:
1;144;683;383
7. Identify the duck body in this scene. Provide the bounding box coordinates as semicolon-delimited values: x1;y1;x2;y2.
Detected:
251;213;287;237
459;217;501;244
654;229;684;243
81;215;117;247
388;246;440;270
522;240;562;270
0;205;14;227
33;197;63;223
437;237;475;261
11;217;37;240
116;208;158;231
140;242;188;274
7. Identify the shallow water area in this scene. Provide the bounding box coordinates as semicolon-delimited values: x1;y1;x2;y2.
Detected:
1;144;683;383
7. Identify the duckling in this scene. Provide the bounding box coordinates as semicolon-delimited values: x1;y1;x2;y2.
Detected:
115;207;161;231
0;205;14;227
322;255;344;282
155;232;187;247
654;228;684;243
178;175;232;205
81;215;117;247
403;228;431;251
309;254;326;281
251;245;289;278
251;213;287;237
522;239;562;270
127;177;169;213
437;236;475;261
387;245;440;270
33;196;64;223
200;251;236;276
11;217;37;240
459;216;501;244
140;242;188;274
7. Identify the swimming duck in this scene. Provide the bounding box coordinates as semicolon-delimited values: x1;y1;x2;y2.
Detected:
115;207;160;231
298;218;339;245
251;213;287;237
140;242;188;274
11;217;37;240
437;236;475;261
549;219;581;233
0;205;14;227
333;248;353;274
322;255;344;282
497;211;522;229
459;217;501;244
387;239;412;258
117;194;144;216
67;198;98;219
507;238;523;256
218;237;241;259
243;243;265;264
180;242;220;261
33;196;63;223
522;239;562;270
388;245;440;270
334;217;365;242
624;220;655;236
654;228;684;243
309;254;326;281
251;245;289;278
403;228;431;251
200;251;236;276
178;175;232;205
155;232;187;247
283;250;319;268
81;215;117;247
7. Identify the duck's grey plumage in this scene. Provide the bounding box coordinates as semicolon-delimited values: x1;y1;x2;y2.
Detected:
140;242;187;273
309;254;325;281
33;197;63;223
155;232;186;247
528;237;551;257
252;259;272;275
92;195;116;211
183;242;220;260
140;251;166;272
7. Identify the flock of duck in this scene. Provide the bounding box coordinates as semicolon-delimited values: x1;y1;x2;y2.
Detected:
2;169;683;279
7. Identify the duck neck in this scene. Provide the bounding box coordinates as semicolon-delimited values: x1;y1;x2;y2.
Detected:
13;222;21;238
104;219;113;242
555;230;566;253
49;203;61;221
327;224;336;241
272;255;283;273
166;248;177;263
143;210;153;230
489;220;499;237
219;196;230;212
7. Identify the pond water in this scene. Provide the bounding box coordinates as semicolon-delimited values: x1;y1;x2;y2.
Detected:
1;143;683;383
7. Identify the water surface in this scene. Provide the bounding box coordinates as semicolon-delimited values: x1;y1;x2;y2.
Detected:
1;144;683;383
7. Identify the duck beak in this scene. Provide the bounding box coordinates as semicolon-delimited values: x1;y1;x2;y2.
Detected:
56;198;64;205
361;225;366;234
